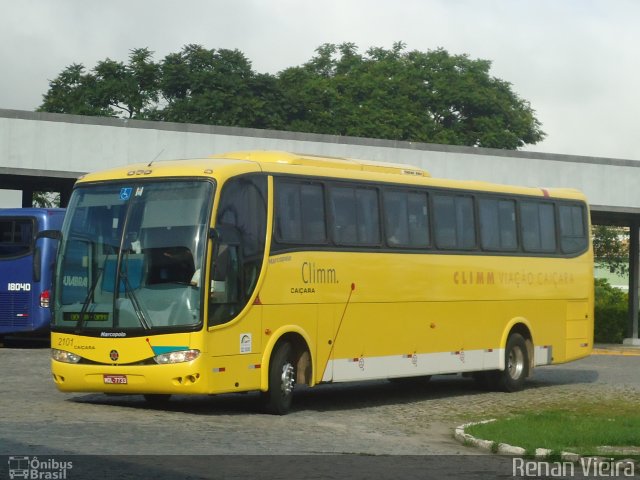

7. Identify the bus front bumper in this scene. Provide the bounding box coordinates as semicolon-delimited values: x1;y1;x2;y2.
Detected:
51;359;207;395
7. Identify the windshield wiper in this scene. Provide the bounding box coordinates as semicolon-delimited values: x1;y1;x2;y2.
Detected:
75;255;106;332
75;272;103;332
120;269;151;330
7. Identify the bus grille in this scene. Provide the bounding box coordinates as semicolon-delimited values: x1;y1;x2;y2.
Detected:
0;292;32;327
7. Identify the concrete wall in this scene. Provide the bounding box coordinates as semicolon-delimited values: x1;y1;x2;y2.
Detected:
1;108;639;214
0;190;21;208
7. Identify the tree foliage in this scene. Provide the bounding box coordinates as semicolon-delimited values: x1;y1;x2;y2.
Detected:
592;225;629;276
40;48;159;118
594;278;628;343
38;43;545;149
32;191;60;208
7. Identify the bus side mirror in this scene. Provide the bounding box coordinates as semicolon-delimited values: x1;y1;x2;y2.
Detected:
35;230;62;242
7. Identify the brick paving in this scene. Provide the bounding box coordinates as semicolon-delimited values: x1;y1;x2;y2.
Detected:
1;347;638;457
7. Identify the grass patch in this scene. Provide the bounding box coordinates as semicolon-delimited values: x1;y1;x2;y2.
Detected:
464;399;640;457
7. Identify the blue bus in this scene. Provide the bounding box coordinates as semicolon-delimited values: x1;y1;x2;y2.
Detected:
0;208;65;338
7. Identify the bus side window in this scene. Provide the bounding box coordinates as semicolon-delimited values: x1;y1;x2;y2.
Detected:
521;201;556;253
208;236;242;326
479;198;517;251
210;244;239;303
559;204;587;254
275;181;326;245
330;186;380;245
433;194;476;250
383;190;429;248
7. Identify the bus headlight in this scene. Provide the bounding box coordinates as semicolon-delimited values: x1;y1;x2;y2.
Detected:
154;349;200;364
51;349;82;364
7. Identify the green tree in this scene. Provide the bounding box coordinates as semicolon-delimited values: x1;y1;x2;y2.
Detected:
592;225;629;276
38;63;110;116
277;42;544;148
39;48;160;119
158;44;266;126
32;191;60;208
594;278;628;343
38;42;545;149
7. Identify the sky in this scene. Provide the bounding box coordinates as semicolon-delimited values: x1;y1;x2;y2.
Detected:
1;0;639;162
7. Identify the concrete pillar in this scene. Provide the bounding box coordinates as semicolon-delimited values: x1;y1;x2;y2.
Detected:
624;222;640;345
21;188;33;208
60;188;72;208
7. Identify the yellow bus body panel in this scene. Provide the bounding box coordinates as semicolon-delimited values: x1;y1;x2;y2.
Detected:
53;150;594;397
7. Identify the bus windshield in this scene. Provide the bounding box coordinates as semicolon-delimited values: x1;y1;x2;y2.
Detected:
52;180;213;334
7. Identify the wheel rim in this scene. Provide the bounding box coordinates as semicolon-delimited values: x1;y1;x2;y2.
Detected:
280;363;295;395
507;346;524;380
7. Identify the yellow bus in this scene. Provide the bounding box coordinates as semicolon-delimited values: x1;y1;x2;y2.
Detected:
49;150;593;414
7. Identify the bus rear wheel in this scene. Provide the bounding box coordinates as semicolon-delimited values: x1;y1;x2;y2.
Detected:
497;333;529;392
262;342;296;415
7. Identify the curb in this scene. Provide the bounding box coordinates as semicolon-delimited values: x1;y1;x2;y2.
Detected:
454;420;638;467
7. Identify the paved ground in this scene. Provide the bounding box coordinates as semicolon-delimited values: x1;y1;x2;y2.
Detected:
1;344;639;479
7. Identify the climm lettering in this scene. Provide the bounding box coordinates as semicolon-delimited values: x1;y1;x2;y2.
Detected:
453;271;495;285
302;262;338;284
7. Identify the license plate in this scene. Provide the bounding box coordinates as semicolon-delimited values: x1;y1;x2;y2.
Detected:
103;374;128;385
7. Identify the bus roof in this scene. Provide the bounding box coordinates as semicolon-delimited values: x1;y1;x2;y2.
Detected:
210;151;430;177
74;150;587;202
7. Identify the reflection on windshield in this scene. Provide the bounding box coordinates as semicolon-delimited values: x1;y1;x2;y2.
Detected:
54;181;213;333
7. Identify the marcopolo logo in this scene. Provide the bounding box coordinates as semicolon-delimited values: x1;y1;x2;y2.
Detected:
7;456;73;479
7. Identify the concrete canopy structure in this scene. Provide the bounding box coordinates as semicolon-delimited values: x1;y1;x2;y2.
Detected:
1;108;639;341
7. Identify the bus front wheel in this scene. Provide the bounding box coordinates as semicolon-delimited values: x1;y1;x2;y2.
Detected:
497;333;529;392
262;342;296;415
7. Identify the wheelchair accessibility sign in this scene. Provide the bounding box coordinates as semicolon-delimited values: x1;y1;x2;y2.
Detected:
120;187;133;201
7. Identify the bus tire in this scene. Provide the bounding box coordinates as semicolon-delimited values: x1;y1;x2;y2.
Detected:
143;394;172;406
497;333;529;392
262;342;296;415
